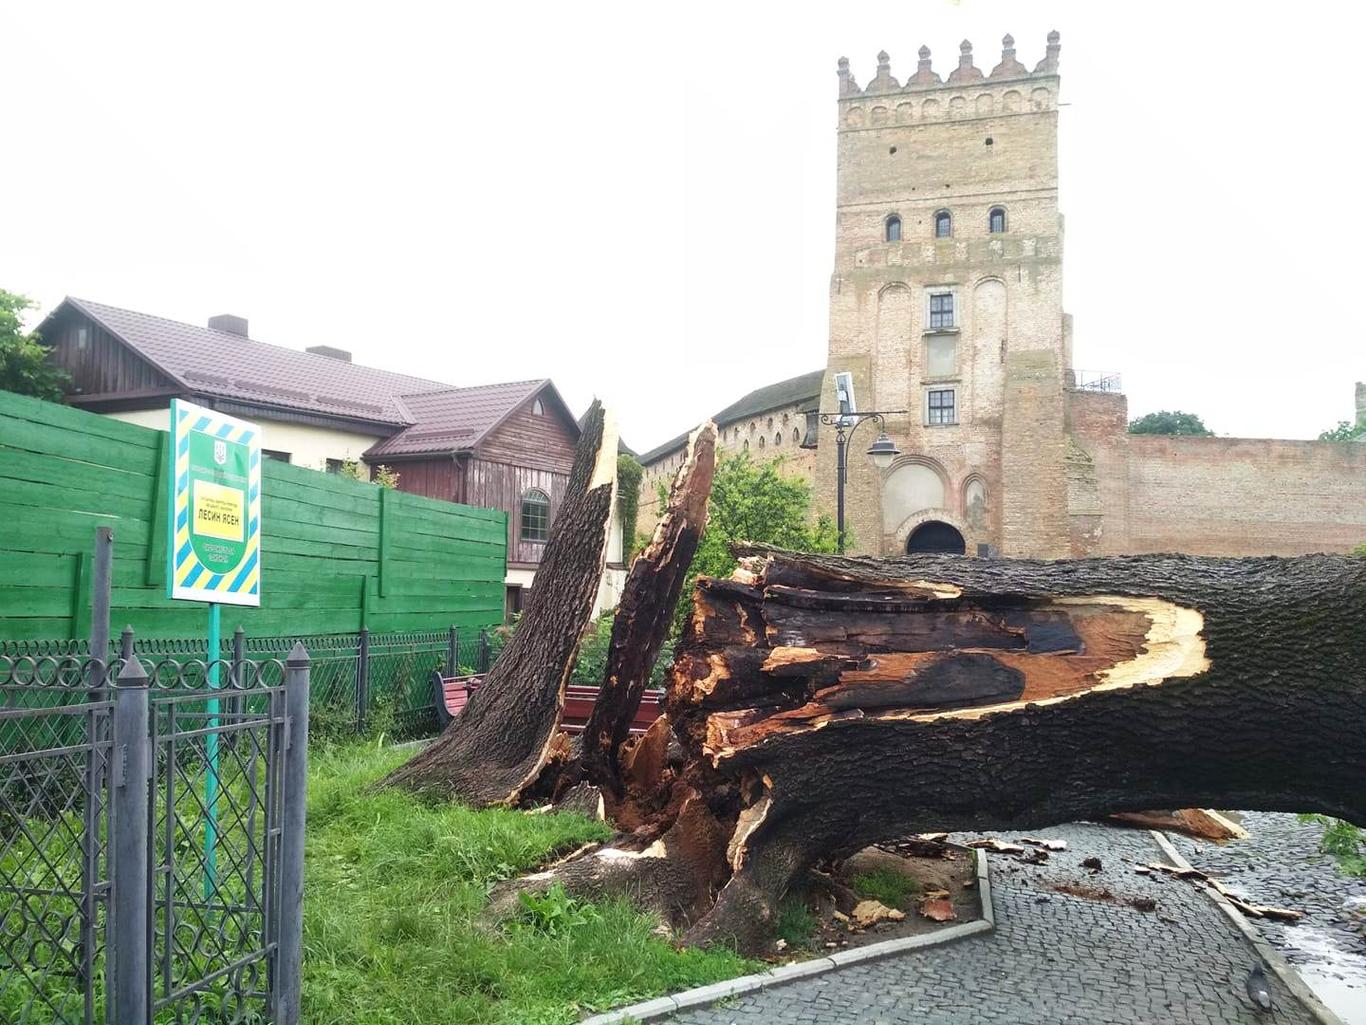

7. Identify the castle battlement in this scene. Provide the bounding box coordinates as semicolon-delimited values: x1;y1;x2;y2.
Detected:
837;32;1060;127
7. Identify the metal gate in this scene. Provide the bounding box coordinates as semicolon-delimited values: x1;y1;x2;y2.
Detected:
0;645;310;1025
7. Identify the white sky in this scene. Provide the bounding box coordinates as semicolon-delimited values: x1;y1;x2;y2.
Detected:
3;1;1363;451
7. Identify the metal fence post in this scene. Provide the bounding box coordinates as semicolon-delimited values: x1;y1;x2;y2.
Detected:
274;643;311;1025
447;625;458;675
110;655;152;1025
88;526;113;677
478;628;490;673
119;625;135;662
356;627;370;732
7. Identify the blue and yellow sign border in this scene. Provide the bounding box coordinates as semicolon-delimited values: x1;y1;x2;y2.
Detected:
168;398;262;606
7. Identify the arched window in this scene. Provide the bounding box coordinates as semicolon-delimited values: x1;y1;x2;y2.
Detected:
758;435;766;449
885;214;902;242
520;489;550;543
531;398;545;415
934;210;952;238
743;439;750;451
988;207;1006;233
792;427;801;445
774;432;782;446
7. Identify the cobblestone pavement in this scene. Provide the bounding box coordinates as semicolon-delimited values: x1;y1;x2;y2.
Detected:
1169;812;1366;1023
668;823;1319;1025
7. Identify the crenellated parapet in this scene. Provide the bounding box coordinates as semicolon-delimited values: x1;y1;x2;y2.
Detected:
837;31;1060;127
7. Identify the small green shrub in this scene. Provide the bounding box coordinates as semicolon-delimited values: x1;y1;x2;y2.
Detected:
514;884;602;937
1299;814;1366;876
851;867;921;908
775;897;817;949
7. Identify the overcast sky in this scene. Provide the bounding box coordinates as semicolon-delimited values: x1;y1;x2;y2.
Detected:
4;1;1363;451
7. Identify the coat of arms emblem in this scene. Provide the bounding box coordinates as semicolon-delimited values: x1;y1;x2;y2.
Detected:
213;439;227;466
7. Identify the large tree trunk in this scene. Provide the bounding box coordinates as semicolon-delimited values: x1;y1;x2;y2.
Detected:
513;546;1366;955
578;422;717;794
381;402;617;805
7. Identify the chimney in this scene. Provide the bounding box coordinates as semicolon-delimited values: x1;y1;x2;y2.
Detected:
306;344;352;363
208;314;249;337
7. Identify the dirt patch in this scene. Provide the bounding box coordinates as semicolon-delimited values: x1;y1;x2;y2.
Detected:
773;842;981;960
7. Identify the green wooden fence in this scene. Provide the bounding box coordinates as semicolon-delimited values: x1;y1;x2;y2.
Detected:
0;389;508;640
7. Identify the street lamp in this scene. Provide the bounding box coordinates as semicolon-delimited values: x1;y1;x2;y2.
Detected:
818;411;905;554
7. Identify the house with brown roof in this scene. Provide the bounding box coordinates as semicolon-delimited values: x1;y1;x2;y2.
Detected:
36;297;626;617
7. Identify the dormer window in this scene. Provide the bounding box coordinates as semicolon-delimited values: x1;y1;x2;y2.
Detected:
934;210;952;238
989;207;1006;233
885;215;902;242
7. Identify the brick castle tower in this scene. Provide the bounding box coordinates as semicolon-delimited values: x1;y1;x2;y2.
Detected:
816;32;1071;557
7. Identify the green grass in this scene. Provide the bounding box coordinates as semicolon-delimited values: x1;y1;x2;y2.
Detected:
851;867;921;909
774;896;818;950
302;742;759;1024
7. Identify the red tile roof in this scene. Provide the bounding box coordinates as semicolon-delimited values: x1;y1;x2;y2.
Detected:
53;298;563;458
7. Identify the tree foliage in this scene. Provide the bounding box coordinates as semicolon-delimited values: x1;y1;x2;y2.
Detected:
616;453;643;559
659;453;837;633
339;459;399;488
1127;410;1214;437
1319;420;1366;442
0;290;69;401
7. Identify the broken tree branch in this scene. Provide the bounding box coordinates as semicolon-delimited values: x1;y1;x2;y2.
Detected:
381;402;618;805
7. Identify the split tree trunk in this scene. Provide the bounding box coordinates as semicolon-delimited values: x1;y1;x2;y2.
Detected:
381;402;618;805
515;545;1366;955
578;421;717;794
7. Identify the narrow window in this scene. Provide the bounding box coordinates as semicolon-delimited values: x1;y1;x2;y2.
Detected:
531;398;544;415
934;210;952;238
792;426;801;445
927;388;957;426
520;489;550;542
774;432;782;446
989;207;1006;233
929;292;955;330
758;435;766;449
885;215;902;242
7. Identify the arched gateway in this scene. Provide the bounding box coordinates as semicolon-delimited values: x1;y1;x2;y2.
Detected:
905;520;966;554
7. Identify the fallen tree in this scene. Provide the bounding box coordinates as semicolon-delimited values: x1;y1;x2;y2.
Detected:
498;545;1366;954
381;401;618;804
578;421;717;795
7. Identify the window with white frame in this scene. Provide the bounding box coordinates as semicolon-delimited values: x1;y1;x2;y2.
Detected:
928;292;955;330
926;388;957;426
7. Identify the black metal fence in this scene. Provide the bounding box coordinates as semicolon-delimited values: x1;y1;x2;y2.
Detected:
0;647;311;1025
1;626;505;740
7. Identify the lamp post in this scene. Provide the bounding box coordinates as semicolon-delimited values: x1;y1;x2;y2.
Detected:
818;411;904;554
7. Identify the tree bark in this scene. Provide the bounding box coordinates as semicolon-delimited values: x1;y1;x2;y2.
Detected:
579;421;717;793
509;546;1366;955
381;402;618;805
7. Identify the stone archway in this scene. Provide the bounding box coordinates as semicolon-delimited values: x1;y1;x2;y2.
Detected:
905;520;966;554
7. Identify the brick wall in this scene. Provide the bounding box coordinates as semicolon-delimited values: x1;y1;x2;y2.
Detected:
1124;436;1366;555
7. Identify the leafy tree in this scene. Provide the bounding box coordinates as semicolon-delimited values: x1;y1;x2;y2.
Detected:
1319;420;1365;442
1127;410;1214;436
0;290;69;401
658;453;838;636
616;453;643;559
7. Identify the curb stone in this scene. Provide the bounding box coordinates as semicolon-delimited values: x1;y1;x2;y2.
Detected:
1150;829;1345;1025
578;846;993;1025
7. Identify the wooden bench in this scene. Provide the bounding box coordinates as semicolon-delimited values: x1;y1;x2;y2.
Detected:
431;672;664;734
431;671;484;728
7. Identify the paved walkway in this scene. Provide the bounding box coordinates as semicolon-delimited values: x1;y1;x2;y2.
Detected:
1170;812;1366;1024
668;823;1319;1025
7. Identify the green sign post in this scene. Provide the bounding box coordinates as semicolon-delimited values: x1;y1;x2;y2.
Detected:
168;399;262;897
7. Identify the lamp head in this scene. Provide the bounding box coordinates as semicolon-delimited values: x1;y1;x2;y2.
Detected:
867;432;899;470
